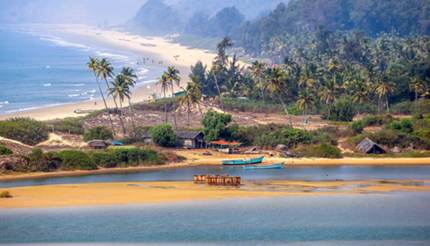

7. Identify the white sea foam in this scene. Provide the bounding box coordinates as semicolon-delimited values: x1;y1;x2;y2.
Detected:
0;101;9;105
69;83;86;87
43;83;52;87
96;51;128;61
40;36;90;50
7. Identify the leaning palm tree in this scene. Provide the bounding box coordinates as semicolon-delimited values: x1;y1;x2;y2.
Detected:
297;88;315;129
120;67;138;131
319;79;337;120
180;78;202;127
164;66;181;128
265;67;292;126
87;57;115;133
375;79;395;113
108;74;128;135
157;74;171;123
409;77;426;113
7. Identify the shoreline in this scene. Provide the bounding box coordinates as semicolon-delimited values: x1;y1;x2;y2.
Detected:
1;156;430;182
0;24;218;121
1;179;429;209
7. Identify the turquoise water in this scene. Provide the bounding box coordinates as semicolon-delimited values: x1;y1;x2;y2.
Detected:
1;165;430;188
0;26;163;114
1;193;429;245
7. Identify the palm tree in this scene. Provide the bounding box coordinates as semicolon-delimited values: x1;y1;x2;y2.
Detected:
120;67;138;131
351;80;371;115
157;74;171;123
265;67;292;126
375;78;395;113
319;79;337;119
409;77;426;112
87;57;115;133
180;78;202;127
108;74;128;135
297;88;315;128
250;61;267;102
164;66;181;128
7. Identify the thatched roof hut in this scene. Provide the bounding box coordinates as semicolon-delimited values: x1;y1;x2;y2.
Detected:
88;140;109;149
356;138;386;154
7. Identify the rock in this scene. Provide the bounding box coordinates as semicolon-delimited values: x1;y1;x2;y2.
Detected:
276;144;288;151
391;146;401;153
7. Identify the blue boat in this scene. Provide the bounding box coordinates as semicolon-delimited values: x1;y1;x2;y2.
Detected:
222;156;264;165
243;163;285;170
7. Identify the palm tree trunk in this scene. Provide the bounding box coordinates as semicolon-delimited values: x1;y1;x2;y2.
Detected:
187;102;191;127
128;98;137;132
277;95;293;127
94;75;115;135
386;95;390;113
214;76;224;111
105;79;126;135
171;86;177;129
415;91;419;113
164;90;168;123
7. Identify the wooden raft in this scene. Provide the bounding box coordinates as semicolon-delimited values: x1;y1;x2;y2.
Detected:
193;175;241;186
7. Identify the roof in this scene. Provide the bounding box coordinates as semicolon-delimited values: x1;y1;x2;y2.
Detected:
356;137;383;153
88;140;108;147
210;140;241;146
175;131;203;139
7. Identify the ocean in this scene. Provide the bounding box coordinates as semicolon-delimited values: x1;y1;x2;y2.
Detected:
0;26;163;115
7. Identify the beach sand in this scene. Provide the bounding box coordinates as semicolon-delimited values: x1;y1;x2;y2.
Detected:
1;180;429;209
0;24;218;121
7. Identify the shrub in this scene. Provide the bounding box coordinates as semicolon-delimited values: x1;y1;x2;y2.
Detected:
133;97;178;112
0;191;12;198
254;127;314;148
150;124;177;147
295;144;342;158
391;99;430;114
27;148;50;171
48;117;85;135
83;126;113;142
202;110;232;141
121;126;150;144
386;119;414;133
221;97;282;113
0;145;13;155
90;147;166;167
0;118;48;145
322;97;356;122
51;150;96;170
351;120;365;134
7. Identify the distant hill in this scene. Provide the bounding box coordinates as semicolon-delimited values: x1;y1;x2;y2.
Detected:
240;0;430;54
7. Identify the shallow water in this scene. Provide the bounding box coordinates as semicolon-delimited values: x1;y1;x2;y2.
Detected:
1;165;430;188
1;193;429;245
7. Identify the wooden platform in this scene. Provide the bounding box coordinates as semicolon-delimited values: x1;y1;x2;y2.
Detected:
194;175;241;186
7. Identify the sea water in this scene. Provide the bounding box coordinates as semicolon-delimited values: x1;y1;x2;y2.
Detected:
0;193;429;245
0;26;163;114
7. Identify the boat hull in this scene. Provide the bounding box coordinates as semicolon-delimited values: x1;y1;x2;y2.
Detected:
243;163;285;170
222;156;264;165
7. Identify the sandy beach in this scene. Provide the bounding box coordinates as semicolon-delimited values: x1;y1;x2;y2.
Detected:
1;179;429;209
0;24;218;121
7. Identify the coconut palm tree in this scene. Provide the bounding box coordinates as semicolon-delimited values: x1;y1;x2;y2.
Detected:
297;88;315;129
120;67;138;131
375;78;395;113
157;74;171;123
265;67;292;126
409;77;426;113
319;79;337;119
164;66;181;128
180;78;202;127
108;74;128;135
87;57;115;133
250;61;267;102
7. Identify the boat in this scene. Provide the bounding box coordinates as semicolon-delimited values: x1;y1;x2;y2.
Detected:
222;156;264;165
243;163;285;170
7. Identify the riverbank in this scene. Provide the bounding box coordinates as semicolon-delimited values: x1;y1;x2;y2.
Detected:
1;179;429;209
0;24;218;121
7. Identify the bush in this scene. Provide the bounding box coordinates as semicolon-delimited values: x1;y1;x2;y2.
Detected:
392;99;430;114
83;126;113;142
322;97;356;122
386;119;414;133
0;191;12;198
48;117;85;135
51;150;97;170
90;147;166;168
295;144;343;158
150;124;177;147
221;97;282;113
134;97;178;112
254;127;314;148
351;121;365;134
0;145;13;155
202;110;232;141
121;126;151;144
0;118;48;145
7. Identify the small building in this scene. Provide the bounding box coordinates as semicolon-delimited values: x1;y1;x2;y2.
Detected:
110;140;124;146
356;138;386;154
176;131;205;149
88;140;109;149
142;132;153;145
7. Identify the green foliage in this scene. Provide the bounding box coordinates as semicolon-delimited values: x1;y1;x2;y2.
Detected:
51;150;97;170
90;147;165;168
322;97;356;122
0;191;12;198
0;118;48;145
47;117;85;135
295;144;343;159
83;126;113;142
391;100;430;114
386;119;414;134
0;145;13;155
27;148;50;172
202;111;232;141
221;97;282;113
351;121;365;134
121;126;151;144
149;124;177;147
134;97;178;112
